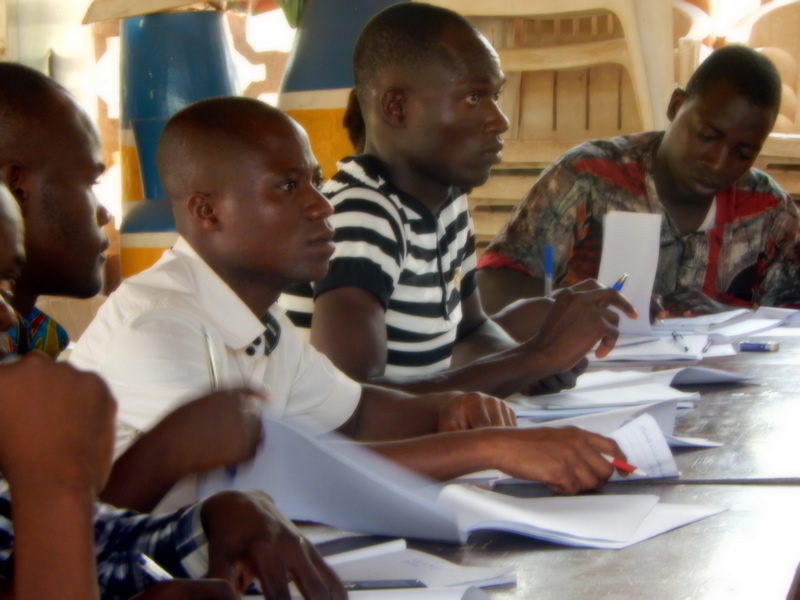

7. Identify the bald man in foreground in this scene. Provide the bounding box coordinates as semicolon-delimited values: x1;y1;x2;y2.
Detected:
72;96;628;497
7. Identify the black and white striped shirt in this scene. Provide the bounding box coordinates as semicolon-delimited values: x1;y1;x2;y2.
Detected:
280;155;477;376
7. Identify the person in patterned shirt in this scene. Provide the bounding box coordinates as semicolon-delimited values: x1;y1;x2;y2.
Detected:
478;45;800;321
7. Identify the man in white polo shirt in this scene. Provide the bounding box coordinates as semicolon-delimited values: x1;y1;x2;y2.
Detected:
71;96;626;497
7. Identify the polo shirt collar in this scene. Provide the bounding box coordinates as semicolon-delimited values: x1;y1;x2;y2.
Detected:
170;237;281;351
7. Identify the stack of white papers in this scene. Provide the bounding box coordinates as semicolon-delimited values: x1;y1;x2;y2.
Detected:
326;538;514;588
591;334;736;361
246;587;491;600
510;367;749;420
199;415;726;550
653;309;753;332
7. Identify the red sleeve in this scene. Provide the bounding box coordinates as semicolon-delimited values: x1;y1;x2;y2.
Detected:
476;251;532;275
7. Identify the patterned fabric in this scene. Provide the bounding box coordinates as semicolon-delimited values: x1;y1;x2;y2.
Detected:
0;476;208;599
8;307;69;358
479;131;800;307
280;154;477;376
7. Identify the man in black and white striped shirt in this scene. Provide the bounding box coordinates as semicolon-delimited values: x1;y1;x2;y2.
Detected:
280;2;636;399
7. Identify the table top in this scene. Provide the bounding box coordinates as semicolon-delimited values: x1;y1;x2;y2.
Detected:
409;483;800;600
309;334;800;600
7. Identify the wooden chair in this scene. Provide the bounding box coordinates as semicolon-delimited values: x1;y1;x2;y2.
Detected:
725;0;800;197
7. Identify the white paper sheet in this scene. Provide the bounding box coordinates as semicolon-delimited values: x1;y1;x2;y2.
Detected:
589;334;711;361
512;383;698;412
249;587;492;600
609;413;679;479
597;212;662;335
332;546;515;589
201;414;723;549
653;308;752;332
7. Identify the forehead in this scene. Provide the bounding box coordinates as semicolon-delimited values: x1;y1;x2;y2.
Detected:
683;80;775;128
248;117;316;169
44;100;102;172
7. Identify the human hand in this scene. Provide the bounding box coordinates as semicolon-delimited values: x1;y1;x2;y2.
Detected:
650;294;668;322
521;358;588;395
201;490;346;600
490;426;626;494
0;353;116;495
525;286;638;370
437;392;517;432
150;388;265;474
133;580;238;600
659;288;729;317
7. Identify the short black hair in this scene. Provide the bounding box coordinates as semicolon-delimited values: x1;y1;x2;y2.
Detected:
0;62;69;165
353;2;477;99
685;45;782;114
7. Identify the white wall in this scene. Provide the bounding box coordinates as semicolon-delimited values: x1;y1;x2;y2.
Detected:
6;0;97;121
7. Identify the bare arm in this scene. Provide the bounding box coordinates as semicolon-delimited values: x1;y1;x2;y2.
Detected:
367;426;626;495
313;284;636;398
476;266;546;315
0;356;117;600
101;389;265;512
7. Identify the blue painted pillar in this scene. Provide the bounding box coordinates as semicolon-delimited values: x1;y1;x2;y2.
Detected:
278;0;406;179
119;11;238;277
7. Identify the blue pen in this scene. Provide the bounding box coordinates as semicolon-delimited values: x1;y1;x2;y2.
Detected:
136;553;173;582
612;272;629;292
544;244;554;298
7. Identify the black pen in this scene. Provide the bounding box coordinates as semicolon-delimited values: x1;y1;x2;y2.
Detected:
344;579;426;590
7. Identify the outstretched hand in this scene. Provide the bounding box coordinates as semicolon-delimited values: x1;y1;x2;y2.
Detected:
524;286;638;372
202;491;346;600
490;426;628;494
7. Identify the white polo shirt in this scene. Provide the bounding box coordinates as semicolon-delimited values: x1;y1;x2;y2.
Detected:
70;237;361;436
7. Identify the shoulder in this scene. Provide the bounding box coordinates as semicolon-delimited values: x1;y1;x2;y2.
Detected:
726;167;794;211
556;132;660;167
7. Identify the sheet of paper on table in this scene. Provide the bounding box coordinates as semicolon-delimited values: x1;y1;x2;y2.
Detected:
596;211;662;336
199;414;725;550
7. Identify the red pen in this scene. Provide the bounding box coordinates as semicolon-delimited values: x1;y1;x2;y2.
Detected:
602;453;648;476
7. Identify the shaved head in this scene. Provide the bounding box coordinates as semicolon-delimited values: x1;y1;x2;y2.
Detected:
0;63;109;312
0;63;92;169
156;96;301;234
353;2;482;105
156;96;333;312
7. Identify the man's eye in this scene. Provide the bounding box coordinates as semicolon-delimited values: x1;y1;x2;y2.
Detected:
280;181;297;192
466;94;480;105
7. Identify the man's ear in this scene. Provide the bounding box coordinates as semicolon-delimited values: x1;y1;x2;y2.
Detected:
0;164;30;211
666;87;687;123
380;88;408;128
186;193;220;231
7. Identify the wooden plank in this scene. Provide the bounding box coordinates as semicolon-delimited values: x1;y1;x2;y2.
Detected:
587;64;621;136
555;68;588;142
469;174;538;203
500;72;522;140
470;207;515;237
84;0;204;24
496;38;628;72
618;65;642;133
518;71;556;141
502;139;575;166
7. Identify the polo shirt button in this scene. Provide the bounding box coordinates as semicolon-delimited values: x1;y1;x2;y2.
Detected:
252;337;262;345
246;346;256;356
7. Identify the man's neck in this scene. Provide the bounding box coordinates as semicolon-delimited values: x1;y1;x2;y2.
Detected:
11;287;37;317
652;151;715;235
362;150;452;214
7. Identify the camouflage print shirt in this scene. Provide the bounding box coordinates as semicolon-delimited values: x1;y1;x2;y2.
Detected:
479;131;800;307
